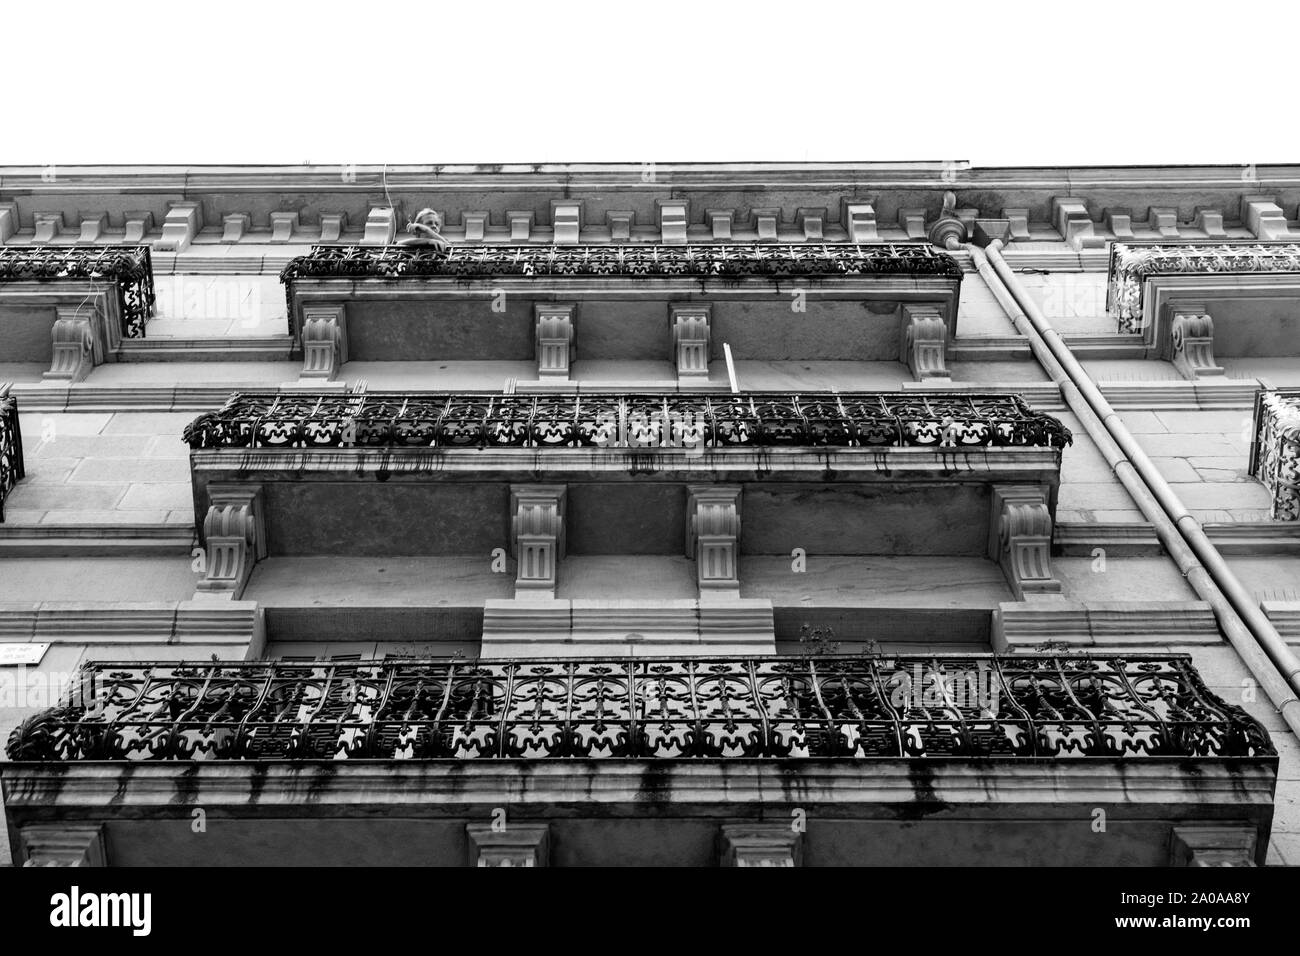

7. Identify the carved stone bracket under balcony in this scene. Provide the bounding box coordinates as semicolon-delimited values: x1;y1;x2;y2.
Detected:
17;824;106;867
687;484;741;595
1250;389;1300;520
720;824;802;867
196;486;265;599
1169;308;1224;380
534;304;575;380
901;305;950;382
510;484;566;597
1170;826;1258;866
44;306;98;383
300;305;347;382
989;485;1062;600
466;823;550;867
670;303;711;381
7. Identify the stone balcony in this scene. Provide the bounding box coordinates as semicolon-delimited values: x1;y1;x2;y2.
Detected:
181;390;1071;647
279;243;964;384
1107;241;1300;379
0;245;157;384
1;652;1277;866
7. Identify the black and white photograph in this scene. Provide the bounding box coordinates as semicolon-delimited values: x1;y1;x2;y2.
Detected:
0;0;1296;928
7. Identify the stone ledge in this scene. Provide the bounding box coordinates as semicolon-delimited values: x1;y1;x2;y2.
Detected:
992;600;1222;651
480;597;775;657
1055;521;1300;556
0;759;1276;812
0;601;262;650
0;524;195;557
1260;601;1300;645
189;445;1067;483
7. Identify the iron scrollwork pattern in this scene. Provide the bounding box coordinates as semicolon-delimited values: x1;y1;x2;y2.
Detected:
6;654;1274;762
1249;388;1300;520
182;391;1072;451
282;242;964;282
0;245;157;338
1108;241;1300;334
0;385;24;522
279;242;963;332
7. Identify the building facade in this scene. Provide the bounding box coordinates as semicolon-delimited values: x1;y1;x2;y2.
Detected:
0;162;1296;866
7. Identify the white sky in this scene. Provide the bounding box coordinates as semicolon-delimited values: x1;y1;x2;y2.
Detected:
3;0;1296;168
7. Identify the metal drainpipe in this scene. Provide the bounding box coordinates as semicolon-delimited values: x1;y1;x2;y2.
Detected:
967;238;1300;736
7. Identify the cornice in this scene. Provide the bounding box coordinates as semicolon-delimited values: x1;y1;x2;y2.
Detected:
2;163;1300;193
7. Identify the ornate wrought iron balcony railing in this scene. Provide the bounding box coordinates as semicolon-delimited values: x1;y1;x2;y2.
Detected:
282;242;963;283
0;245;156;339
1250;388;1300;520
0;385;24;522
6;654;1272;762
1108;241;1300;334
280;242;964;333
182;391;1072;451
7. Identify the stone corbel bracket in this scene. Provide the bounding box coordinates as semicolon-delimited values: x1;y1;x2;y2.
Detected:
153;201;203;253
535;303;576;379
1242;196;1293;241
221;213;251;244
1193;208;1226;238
1170;825;1258;866
751;207;781;242
797;207;826;241
989;485;1062;600
605;210;634;242
670;303;711;381
362;205;399;245
269;211;300;243
18;824;106;867
901;305;950;382
1001;208;1032;241
550;200;581;244
44;305;102;384
687;484;742;595
77;213;108;243
1168;307;1224;380
719;824;802;867
841;200;878;242
507;210;535;242
657;199;689;244
300;304;348;381
510;484;566;597
1051;197;1104;250
33;212;65;244
196;486;266;599
467;823;550;866
898;207;927;239
705;209;733;241
320;212;348;242
0;201;18;243
458;211;489;242
123;211;155;244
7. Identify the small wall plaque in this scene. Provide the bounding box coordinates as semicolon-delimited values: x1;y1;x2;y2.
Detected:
0;643;50;666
